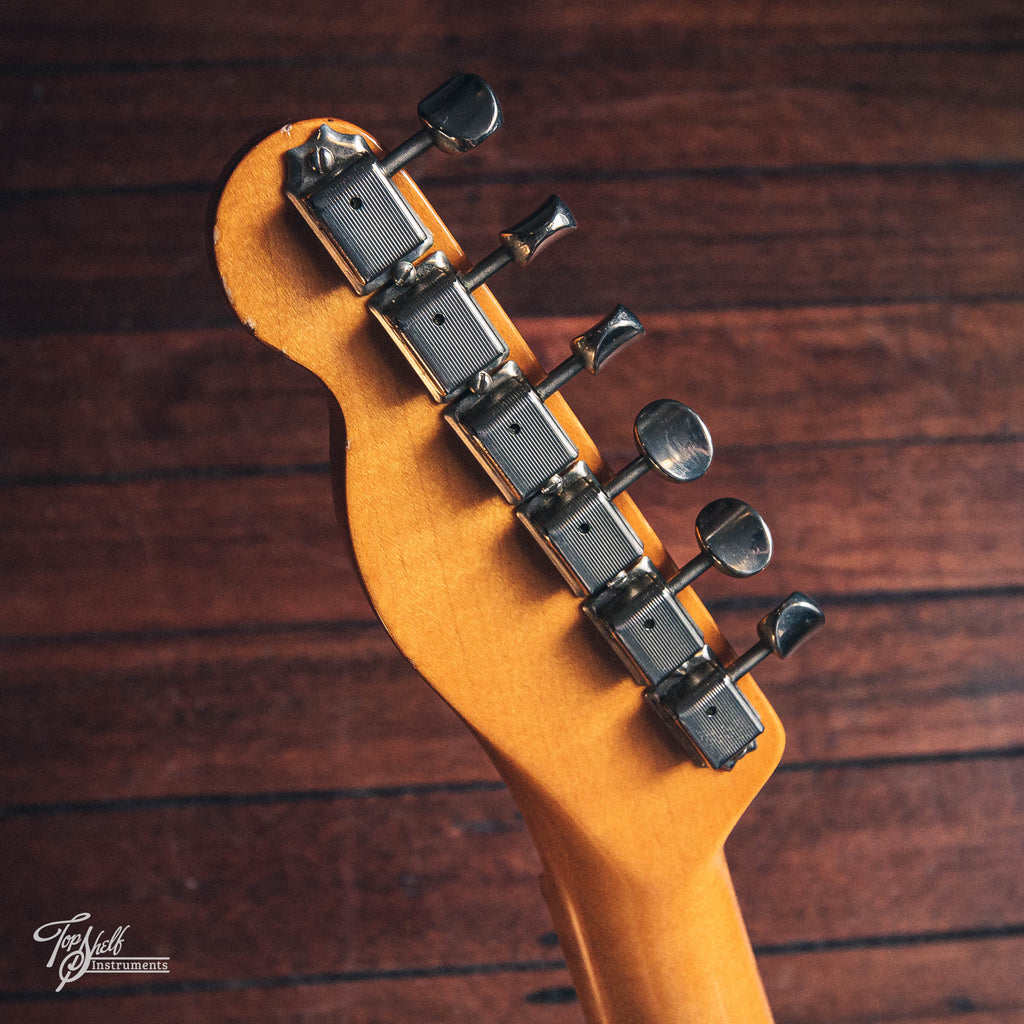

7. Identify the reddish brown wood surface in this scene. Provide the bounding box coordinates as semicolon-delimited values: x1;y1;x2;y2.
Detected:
2;1;1022;1021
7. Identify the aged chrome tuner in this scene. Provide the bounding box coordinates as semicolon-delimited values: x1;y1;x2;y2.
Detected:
517;462;645;596
284;73;501;295
445;306;644;502
604;400;713;499
371;195;577;402
725;591;826;682
517;400;712;596
534;304;645;400
582;498;772;686
645;592;825;770
668;497;773;593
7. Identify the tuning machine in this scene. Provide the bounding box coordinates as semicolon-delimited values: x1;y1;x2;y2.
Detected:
583;498;773;685
284;73;502;295
371;195;576;402
445;306;645;502
517;401;712;595
645;593;826;769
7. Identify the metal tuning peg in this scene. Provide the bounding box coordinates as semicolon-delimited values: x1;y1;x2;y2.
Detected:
667;497;773;594
517;400;711;596
460;195;577;292
604;400;713;499
644;592;825;771
284;73;501;296
378;73;502;174
534;305;645;400
724;592;826;682
582;499;772;687
370;195;576;403
445;306;644;503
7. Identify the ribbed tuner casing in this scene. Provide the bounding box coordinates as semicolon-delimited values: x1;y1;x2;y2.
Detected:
517;463;644;596
306;156;431;294
582;558;705;685
371;253;509;402
446;362;579;502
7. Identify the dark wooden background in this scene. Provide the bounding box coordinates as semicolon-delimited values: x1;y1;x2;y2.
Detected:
2;1;1023;1021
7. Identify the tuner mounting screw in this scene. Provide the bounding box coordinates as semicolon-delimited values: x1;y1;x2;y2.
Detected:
307;145;336;176
391;259;417;288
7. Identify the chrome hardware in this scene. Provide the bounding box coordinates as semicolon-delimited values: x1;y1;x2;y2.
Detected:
371;251;509;401
604;400;713;499
517;463;644;596
725;592;826;681
534;305;644;400
645;593;825;769
284;73;501;295
645;649;765;770
286;125;431;295
445;307;644;502
667;498;773;594
582;557;706;684
461;195;577;292
378;72;502;175
445;361;579;502
581;499;772;686
371;196;577;402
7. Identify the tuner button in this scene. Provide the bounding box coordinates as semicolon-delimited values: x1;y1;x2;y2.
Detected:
758;592;826;659
534;305;646;401
726;592;826;682
461;196;577;292
417;73;503;154
604;400;713;499
378;73;503;176
572;304;646;373
500;195;577;265
667;498;773;594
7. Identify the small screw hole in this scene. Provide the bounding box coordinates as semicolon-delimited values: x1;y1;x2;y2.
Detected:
705;705;718;717
349;195;363;209
644;619;656;631
577;522;591;534
432;312;445;326
507;423;522;435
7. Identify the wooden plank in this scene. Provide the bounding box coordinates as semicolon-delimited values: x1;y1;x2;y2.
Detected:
1;593;1021;806
3;969;583;1024
1;440;1020;638
4;168;1024;335
760;935;1024;1024
733;757;1024;946
2;0;1022;65
0;626;500;804
0;329;329;479
0;789;552;992
4;301;1024;480
5;48;1024;191
0;758;1020;991
5;935;1023;1023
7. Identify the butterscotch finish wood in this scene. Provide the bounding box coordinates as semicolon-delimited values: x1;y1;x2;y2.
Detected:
213;118;784;1024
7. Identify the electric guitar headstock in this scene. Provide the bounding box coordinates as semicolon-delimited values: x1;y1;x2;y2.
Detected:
211;74;824;1024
